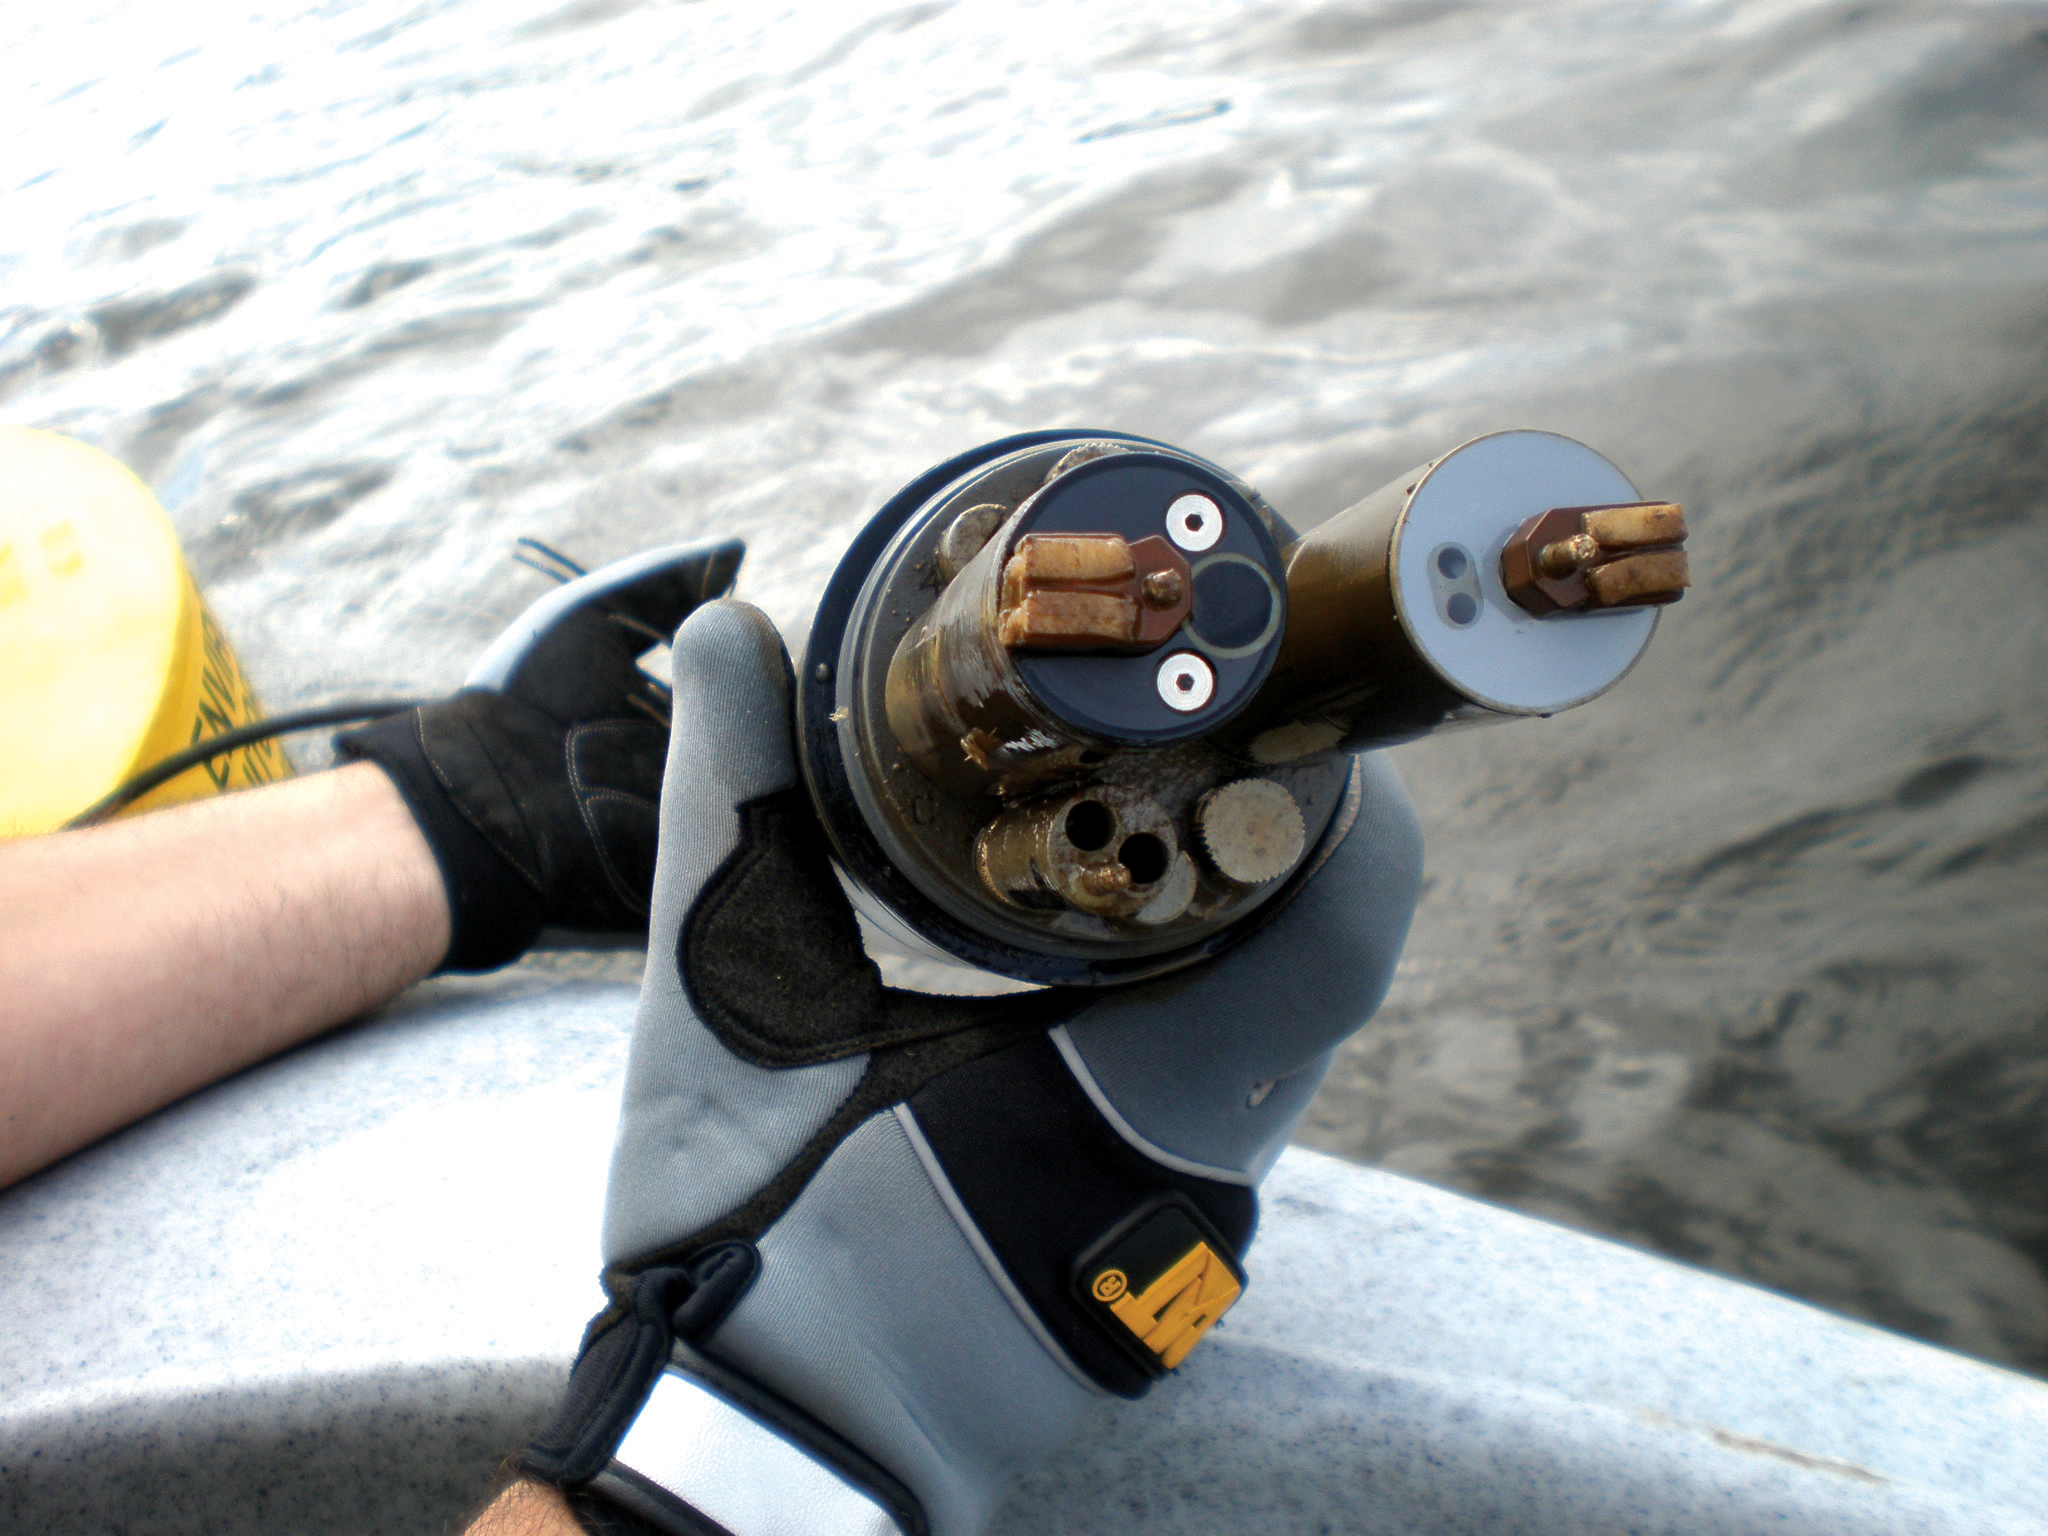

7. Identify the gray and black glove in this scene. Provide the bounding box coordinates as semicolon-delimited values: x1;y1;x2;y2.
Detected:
337;540;742;971
521;599;1422;1536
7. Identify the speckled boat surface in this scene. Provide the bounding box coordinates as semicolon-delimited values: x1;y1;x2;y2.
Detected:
4;971;2046;1535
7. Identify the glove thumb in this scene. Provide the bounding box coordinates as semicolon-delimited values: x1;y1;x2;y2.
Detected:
644;600;802;945
604;600;869;1266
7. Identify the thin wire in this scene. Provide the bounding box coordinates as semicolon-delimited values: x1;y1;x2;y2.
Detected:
512;550;568;584
69;537;643;827
63;700;423;830
513;537;587;583
608;611;672;647
626;691;671;728
611;610;677;712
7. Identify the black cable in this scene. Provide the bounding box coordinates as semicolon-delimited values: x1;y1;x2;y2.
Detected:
65;700;425;830
513;537;587;584
70;537;586;830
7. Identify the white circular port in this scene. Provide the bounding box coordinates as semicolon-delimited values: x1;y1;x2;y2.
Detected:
1155;651;1215;712
1165;493;1223;552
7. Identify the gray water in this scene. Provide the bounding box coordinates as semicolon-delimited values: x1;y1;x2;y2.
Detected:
6;0;2048;1372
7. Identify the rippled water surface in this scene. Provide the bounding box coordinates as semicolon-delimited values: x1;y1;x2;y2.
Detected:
6;0;2048;1370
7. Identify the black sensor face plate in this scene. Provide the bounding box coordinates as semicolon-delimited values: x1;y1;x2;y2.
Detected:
1011;452;1288;746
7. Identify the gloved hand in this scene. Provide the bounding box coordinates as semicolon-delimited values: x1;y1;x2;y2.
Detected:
520;599;1422;1536
337;539;743;972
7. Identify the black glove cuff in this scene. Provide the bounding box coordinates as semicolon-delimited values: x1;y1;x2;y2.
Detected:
522;1245;762;1490
335;711;546;973
522;1247;924;1536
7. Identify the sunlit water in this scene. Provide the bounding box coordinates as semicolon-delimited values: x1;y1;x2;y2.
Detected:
6;0;2048;1370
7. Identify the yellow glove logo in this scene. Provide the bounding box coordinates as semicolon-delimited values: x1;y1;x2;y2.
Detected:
1078;1200;1246;1372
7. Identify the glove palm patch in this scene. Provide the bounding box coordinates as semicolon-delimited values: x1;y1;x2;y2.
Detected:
1076;1198;1246;1372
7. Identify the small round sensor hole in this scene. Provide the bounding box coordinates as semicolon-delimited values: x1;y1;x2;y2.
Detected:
1436;546;1469;579
1065;800;1115;851
1119;833;1170;885
1446;592;1479;627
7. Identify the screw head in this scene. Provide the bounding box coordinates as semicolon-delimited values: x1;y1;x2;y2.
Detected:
1141;569;1185;609
1155;651;1215;712
1165;493;1223;552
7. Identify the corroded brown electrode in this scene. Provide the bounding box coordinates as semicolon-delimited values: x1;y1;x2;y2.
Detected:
996;533;1193;651
975;785;1192;922
1501;501;1690;616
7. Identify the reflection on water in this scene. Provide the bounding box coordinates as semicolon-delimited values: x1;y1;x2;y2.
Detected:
5;0;2048;1369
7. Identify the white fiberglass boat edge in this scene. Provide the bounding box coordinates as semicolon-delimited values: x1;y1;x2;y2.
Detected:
1;973;2044;1534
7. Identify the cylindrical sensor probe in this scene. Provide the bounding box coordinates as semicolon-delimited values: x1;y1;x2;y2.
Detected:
798;427;1685;986
1228;430;1687;765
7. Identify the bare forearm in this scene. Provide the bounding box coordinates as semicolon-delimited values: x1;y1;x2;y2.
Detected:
466;1481;583;1535
0;762;449;1187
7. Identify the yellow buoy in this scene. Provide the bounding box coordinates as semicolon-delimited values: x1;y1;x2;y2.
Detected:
0;427;291;839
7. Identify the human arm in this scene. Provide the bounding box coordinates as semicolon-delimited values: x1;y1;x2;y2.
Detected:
465;1480;583;1536
0;536;743;1191
0;762;447;1189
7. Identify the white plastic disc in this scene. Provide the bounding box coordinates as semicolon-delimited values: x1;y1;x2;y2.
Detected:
1393;431;1660;716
